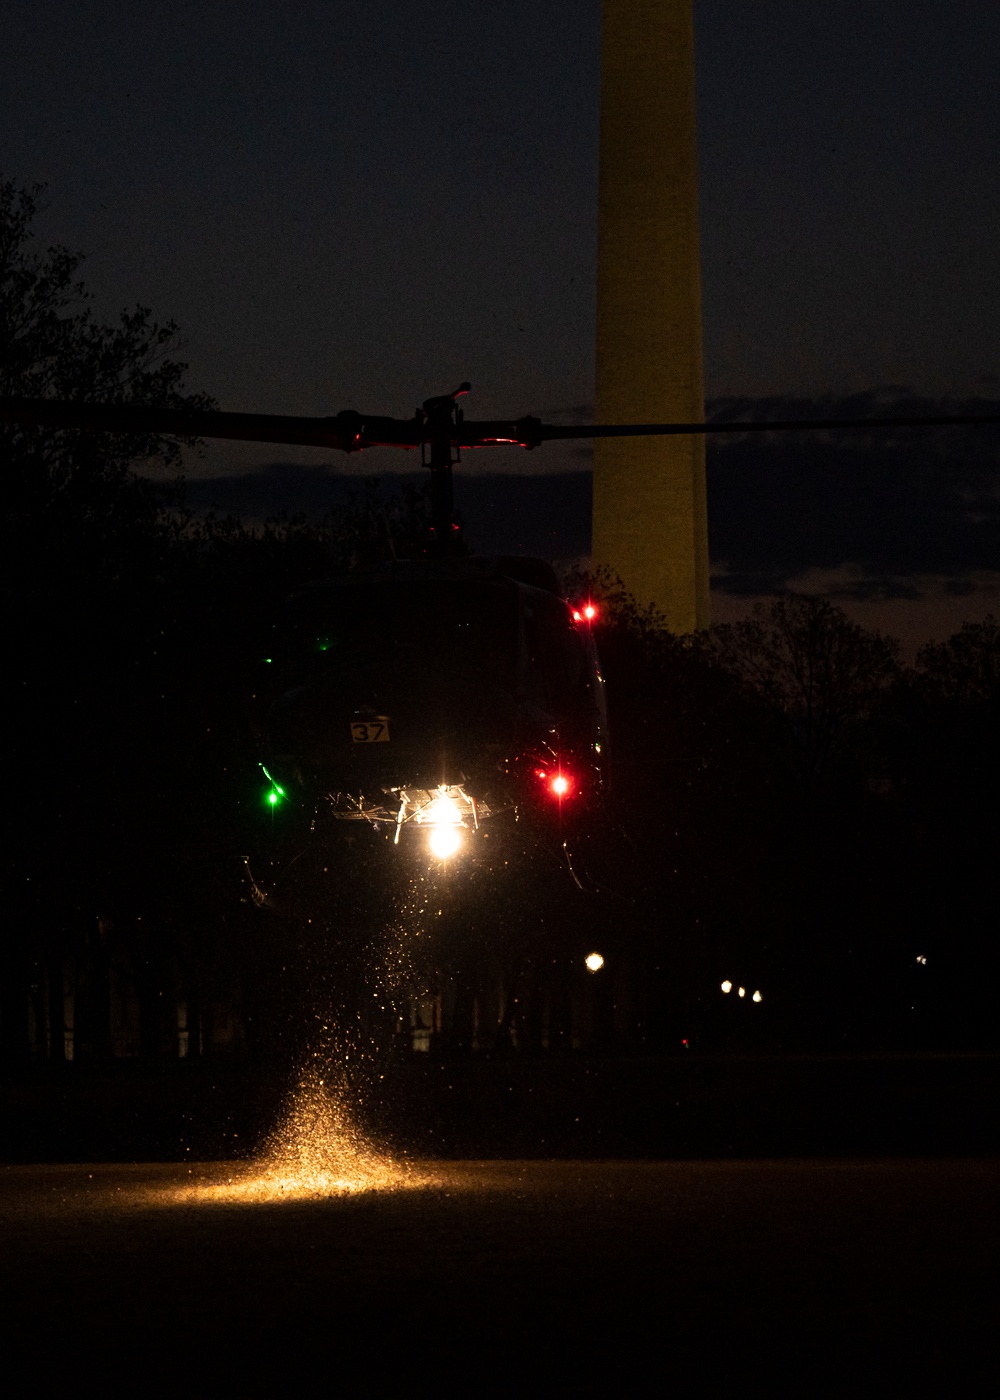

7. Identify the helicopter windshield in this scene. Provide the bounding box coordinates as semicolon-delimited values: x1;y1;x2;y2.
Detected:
256;566;604;792
280;578;518;692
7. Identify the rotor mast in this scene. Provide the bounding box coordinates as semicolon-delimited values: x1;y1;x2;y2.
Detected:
419;382;470;554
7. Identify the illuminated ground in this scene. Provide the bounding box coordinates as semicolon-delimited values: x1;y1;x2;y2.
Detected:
3;1158;997;1391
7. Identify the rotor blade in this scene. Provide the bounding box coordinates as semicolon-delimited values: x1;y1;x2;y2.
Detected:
5;396;1000;456
0;397;426;452
536;413;1000;442
453;412;1000;448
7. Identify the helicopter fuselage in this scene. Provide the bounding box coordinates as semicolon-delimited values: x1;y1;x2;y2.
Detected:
251;556;607;862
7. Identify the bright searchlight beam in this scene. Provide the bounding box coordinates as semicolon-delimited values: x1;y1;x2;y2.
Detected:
424;794;461;826
423;791;464;859
428;824;462;859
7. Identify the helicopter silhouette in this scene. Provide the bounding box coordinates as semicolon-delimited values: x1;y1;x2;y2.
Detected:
3;385;1000;888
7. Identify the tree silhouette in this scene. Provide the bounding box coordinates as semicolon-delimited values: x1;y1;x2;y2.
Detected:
0;177;217;1066
709;595;900;789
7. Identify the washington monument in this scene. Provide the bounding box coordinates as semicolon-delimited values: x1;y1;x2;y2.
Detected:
592;0;708;631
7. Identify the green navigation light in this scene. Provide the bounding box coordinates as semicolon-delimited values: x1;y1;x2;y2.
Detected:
259;765;286;808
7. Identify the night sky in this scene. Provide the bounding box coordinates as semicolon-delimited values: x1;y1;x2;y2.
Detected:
4;0;1000;647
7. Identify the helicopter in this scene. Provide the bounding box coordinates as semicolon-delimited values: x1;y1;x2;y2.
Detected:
250;551;607;857
243;384;611;873
3;383;1000;885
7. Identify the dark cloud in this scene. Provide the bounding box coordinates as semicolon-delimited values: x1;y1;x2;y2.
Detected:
826;577;925;603
943;577;979;597
707;572;797;599
707;393;1000;593
183;464;404;521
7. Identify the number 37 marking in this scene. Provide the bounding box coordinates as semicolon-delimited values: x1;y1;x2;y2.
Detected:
351;719;389;743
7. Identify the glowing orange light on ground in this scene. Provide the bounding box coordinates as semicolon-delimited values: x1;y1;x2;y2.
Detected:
179;1062;425;1202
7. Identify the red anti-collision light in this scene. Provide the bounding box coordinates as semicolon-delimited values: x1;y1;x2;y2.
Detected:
583;603;597;621
535;766;575;798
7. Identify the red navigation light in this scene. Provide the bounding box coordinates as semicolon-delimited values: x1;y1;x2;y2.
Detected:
534;766;575;799
583;603;597;621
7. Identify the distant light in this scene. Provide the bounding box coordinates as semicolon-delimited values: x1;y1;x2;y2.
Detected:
721;980;732;994
428;826;462;859
583;603;597;620
572;610;583;622
916;955;927;965
585;952;604;973
551;774;571;797
738;986;746;998
752;990;762;1003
